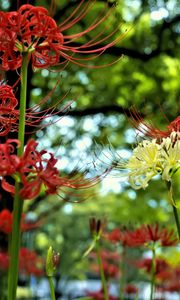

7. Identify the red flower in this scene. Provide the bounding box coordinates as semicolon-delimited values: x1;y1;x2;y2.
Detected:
129;108;180;139
129;224;178;247
136;258;169;277
105;228;143;247
125;284;138;295
91;260;119;279
19;248;44;276
0;209;12;234
0;209;41;234
18;139;102;200
165;282;180;292
0;84;19;136
0;248;44;276
0;139;20;193
0;2;122;70
87;289;118;300
18;139;72;199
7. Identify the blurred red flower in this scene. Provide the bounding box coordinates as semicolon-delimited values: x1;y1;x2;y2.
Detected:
136;258;169;277
129;224;178;247
19;248;44;276
105;228;140;247
125;284;138;295
87;288;118;300
0;248;44;276
0;209;41;234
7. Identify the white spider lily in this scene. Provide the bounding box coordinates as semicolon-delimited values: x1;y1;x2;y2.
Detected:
126;133;180;189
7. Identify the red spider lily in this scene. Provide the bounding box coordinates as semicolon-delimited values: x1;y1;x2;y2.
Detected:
0;139;20;193
87;289;118;300
158;267;180;292
18;139;106;200
0;138;108;199
89;217;106;239
0;248;44;276
129;224;178;247
19;248;44;276
91;260;119;279
129;107;180;139
0;209;12;234
0;2;123;70
125;284;138;295
89;249;120;262
136;258;169;277
0;84;19;136
0;209;41;234
164;282;180;292
105;228;142;247
0;82;72;135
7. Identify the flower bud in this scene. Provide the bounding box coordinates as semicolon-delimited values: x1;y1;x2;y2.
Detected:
46;246;60;277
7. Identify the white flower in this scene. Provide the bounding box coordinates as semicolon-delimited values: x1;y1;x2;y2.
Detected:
127;139;161;189
126;133;180;190
161;136;180;181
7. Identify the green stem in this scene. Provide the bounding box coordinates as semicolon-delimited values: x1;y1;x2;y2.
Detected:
48;277;56;300
167;181;180;240
119;246;126;300
7;53;29;300
95;240;109;300
150;246;156;300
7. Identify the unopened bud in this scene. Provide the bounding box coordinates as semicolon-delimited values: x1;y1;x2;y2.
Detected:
46;246;60;277
89;217;105;238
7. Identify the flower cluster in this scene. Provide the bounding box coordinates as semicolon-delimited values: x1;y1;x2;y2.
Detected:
125;131;180;189
0;139;101;200
90;249;120;279
0;248;44;276
136;257;169;278
0;3;121;70
0;209;40;234
105;224;178;248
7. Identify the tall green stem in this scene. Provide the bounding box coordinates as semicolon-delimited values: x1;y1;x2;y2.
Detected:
167;181;180;240
119;246;126;300
8;53;29;300
150;246;156;300
48;277;56;300
95;240;109;300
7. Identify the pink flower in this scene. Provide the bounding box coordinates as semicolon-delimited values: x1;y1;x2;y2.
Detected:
0;2;122;70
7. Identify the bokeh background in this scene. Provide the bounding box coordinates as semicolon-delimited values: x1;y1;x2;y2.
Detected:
0;0;179;299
